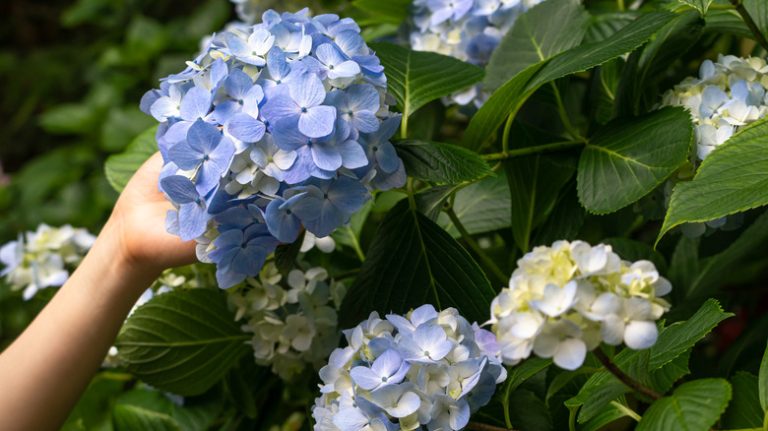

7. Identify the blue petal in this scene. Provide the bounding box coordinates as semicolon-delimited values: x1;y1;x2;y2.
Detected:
160;175;199;204
167;141;203;171
299;105;336;138
226;113;266;143
178;202;209;241
179;86;212;121
328;176;370;214
265;198;302;243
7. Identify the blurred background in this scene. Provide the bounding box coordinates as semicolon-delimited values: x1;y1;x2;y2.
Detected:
0;0;242;347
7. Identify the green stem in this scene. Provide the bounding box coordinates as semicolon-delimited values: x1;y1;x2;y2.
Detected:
466;422;517;431
730;0;768;52
610;400;642;422
549;82;584;142
445;206;508;285
400;112;409;139
594;348;662;400
482;140;584;161
502;112;515;154
617;0;625;11
345;226;366;262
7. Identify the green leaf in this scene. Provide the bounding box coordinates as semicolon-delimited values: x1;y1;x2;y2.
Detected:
531;185;585;247
722;372;763;429
636;379;732;431
577;107;692;214
100;106;155;152
113;405;180;431
463;11;676;149
352;0;410;26
64;372;130;431
568;299;731;422
507;155;576;251
105;125;158;192
680;211;768;299
580;398;629;431
649;299;732;369
760;343;768;412
116;289;251;396
484;0;589;90
437;175;511;237
39;103;99;135
658;119;768;241
369;43;483;124
678;0;713;15
339;200;496;327
395;140;492;184
745;0;768;42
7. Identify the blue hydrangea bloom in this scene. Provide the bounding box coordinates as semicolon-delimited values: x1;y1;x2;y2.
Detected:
312;305;507;431
410;0;544;106
141;9;406;288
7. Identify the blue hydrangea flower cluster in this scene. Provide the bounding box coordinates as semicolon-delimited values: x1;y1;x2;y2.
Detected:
140;9;406;288
312;305;506;431
410;0;543;105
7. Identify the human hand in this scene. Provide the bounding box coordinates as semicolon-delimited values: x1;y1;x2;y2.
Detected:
107;152;197;278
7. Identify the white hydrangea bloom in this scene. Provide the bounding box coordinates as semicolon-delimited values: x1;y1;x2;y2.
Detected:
662;54;768;160
0;224;95;300
490;240;671;370
410;0;544;106
227;262;345;380
312;305;506;431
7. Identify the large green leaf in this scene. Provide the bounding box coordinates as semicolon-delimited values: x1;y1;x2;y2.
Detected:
722;372;763;429
352;0;410;25
369;43;483;127
105;125;158;192
339;200;496;327
745;0;768;42
658;119;768;241
395;140;492;184
677;211;768;300
116;289;251;396
636;379;732;431
567;299;731;422
577;107;692;214
463;12;675;149
113;405;180;431
437;175;511;236
484;0;588;90
507;155;576;252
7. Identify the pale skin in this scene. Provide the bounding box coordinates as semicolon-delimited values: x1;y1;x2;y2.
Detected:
0;152;197;431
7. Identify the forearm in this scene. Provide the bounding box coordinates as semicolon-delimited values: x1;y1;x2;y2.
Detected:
0;218;159;431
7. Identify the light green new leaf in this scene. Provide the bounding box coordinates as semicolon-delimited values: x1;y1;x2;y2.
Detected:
577;107;692;214
116;289;251;396
438;175;511;236
760;343;768;411
339;200;496;327
658;118;768;241
463;12;675;149
369;43;483;124
484;0;588;90
637;379;732;431
105;125;158;192
395;140;492;184
679;0;713;15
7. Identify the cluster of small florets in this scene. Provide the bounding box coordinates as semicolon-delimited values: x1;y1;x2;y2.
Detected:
140;8;405;288
489;240;671;371
228;263;346;380
0;224;95;300
410;0;543;105
312;305;506;431
662;55;768;160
